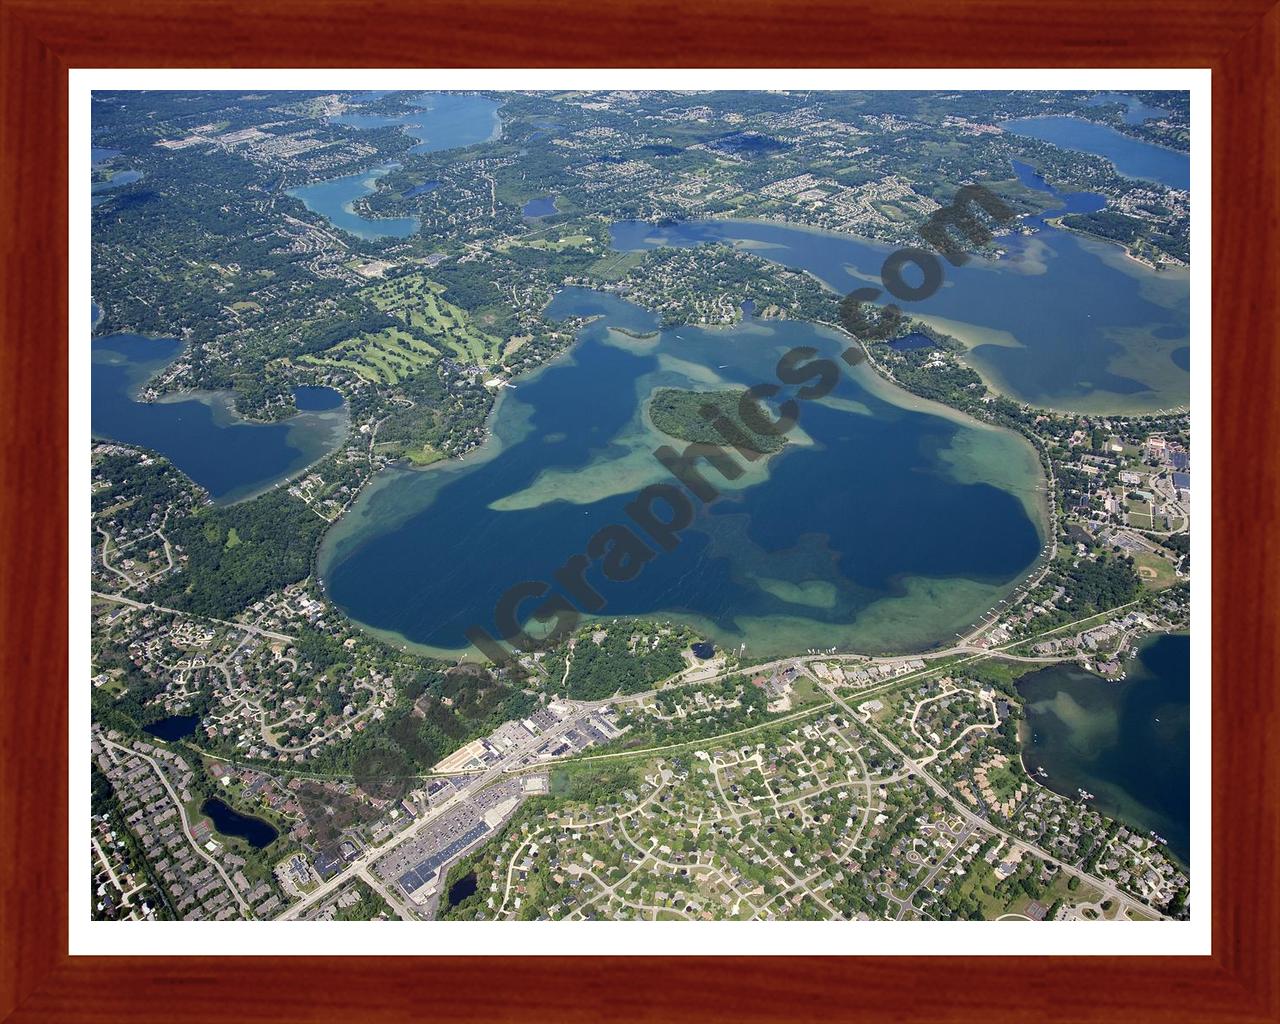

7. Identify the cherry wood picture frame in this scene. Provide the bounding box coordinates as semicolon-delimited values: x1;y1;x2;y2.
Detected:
2;1;1276;1020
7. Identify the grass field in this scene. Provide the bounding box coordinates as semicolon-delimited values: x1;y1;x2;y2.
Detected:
299;272;506;383
1125;498;1155;529
360;273;503;367
587;249;647;281
495;233;594;254
1132;550;1179;589
300;326;440;385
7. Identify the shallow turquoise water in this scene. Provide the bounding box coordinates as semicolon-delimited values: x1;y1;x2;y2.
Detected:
320;289;1046;660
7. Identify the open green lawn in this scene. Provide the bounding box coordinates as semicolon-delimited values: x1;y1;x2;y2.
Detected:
300;326;440;385
496;233;595;254
1125;498;1155;529
984;761;1024;802
359;272;503;368
371;442;445;471
790;675;824;708
587;249;648;281
1132;550;1178;589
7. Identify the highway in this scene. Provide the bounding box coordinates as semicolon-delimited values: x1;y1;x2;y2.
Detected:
277;707;589;919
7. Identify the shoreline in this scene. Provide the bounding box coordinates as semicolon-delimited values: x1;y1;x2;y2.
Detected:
320;289;1055;667
1000;111;1191;160
614;213;1188;415
1014;630;1191;870
93;333;350;506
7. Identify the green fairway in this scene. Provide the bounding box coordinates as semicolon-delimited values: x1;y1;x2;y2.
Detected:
300;326;440;385
360;273;503;367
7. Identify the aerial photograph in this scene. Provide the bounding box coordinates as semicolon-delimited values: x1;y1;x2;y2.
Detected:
88;86;1192;926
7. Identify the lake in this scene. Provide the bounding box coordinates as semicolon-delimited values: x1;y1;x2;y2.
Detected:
200;797;279;849
291;94;501;239
522;196;558;218
608;188;1189;417
91;146;142;207
320;288;1047;661
142;714;200;741
1085;92;1172;126
92;169;143;195
331;92;500;155
1017;633;1190;864
286;166;421;241
92;333;349;503
1002;116;1189;190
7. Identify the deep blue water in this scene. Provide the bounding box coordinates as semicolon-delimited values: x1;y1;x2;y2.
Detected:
1003;116;1189;190
331;92;500;155
200;797;278;849
608;199;1188;415
143;714;200;741
522;196;557;217
320;289;1044;658
447;871;478;906
1085;92;1171;125
1018;633;1190;864
286;166;420;241
92;334;348;503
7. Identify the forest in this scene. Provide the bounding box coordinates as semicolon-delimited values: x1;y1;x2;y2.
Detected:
648;387;787;455
562;624;692;701
148;489;326;620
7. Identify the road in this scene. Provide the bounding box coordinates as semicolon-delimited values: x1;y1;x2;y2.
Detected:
102;735;252;917
816;681;1161;921
91;589;296;643
276;709;588;919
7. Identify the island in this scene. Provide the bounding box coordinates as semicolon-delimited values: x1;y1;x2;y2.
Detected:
647;386;788;455
88;86;1193;927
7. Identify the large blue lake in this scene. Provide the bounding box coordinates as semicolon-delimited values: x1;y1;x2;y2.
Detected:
320;289;1047;660
1085;92;1172;126
289;93;501;240
330;92;500;155
1018;633;1190;864
92;334;348;503
609;163;1188;416
1002;116;1189;190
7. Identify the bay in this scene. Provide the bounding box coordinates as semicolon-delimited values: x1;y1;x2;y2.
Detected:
1017;633;1190;864
286;166;421;241
1002;116;1189;190
92;334;348;504
319;289;1047;660
608;187;1189;417
292;94;502;239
